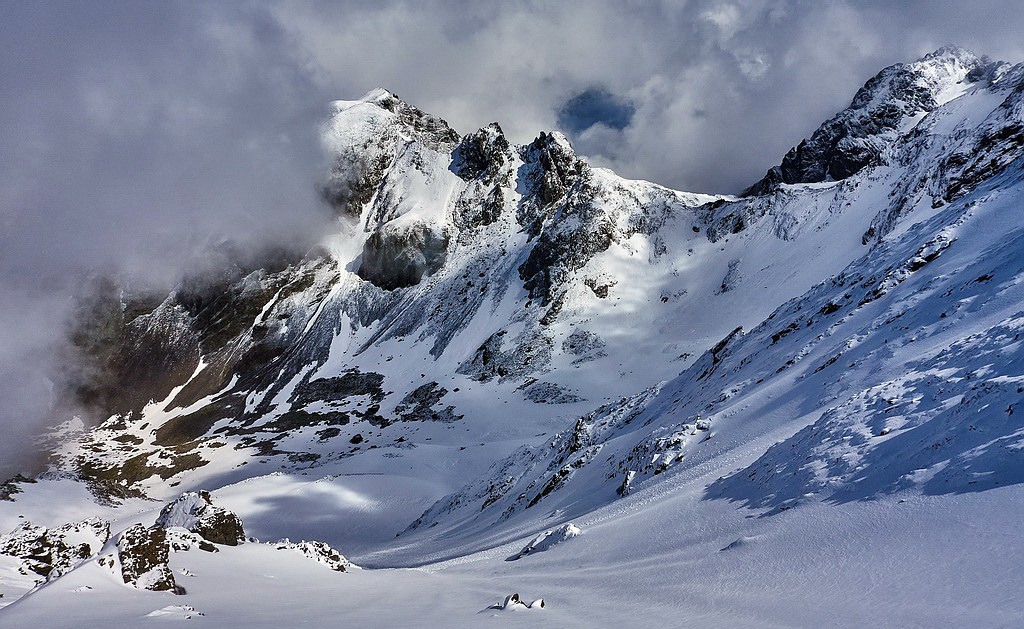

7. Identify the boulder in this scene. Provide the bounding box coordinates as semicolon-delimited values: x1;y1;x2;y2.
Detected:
116;524;183;594
155;491;245;546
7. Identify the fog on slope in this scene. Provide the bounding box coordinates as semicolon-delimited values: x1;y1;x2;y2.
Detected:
0;3;334;478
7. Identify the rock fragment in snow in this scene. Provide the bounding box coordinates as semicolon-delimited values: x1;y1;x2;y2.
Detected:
562;328;607;364
522;381;584;404
274;539;352;572
145;604;205;619
488;592;546;610
720;537;755;552
617;470;637;497
509;522;582;560
715;259;741;294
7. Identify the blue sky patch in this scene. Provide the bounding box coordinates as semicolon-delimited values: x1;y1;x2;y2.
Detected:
556;87;635;134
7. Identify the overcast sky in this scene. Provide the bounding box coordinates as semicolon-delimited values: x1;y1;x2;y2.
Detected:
2;0;1023;475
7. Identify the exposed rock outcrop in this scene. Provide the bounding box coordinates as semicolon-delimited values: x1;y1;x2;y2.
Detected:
745;47;991;195
155;491;245;546
358;221;449;290
320;88;460;215
115;524;183;594
273;539;351;572
0;517;109;580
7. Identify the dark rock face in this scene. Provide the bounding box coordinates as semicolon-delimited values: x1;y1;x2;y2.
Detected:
69;253;334;427
514;130;678;314
290;370;386;407
358;223;449;290
451;123;511;182
117;524;183;593
153;400;240;447
67;254;346;492
516;131;589;236
451;123;514;230
99;300;202;419
394;382;462;422
745;48;987;195
458;184;506;229
154;491;245;546
515;132;603;307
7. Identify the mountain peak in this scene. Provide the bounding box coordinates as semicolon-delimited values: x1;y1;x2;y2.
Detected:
359;86;398;104
744;47;995;196
917;45;978;64
327;88;458;143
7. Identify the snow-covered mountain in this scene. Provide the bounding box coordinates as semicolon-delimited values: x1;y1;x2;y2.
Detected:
3;47;1024;627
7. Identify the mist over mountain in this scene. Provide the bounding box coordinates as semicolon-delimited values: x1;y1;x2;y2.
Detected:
3;3;1024;627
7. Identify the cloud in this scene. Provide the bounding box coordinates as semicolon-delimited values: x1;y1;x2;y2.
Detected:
0;1;334;476
2;0;1024;476
267;0;1024;193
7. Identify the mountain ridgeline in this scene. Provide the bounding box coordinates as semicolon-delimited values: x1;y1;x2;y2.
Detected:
38;47;1024;547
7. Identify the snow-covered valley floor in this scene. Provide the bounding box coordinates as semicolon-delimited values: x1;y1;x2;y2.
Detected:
3;469;1021;628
